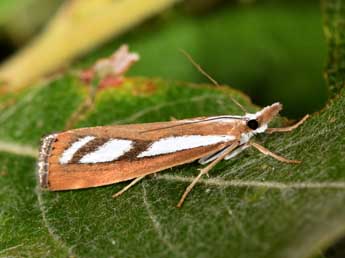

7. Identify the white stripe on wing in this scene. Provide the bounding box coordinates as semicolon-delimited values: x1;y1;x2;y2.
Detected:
60;136;95;164
79;139;133;163
137;135;235;158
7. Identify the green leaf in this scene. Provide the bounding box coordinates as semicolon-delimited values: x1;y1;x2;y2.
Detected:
0;78;86;257
1;1;345;257
1;72;345;257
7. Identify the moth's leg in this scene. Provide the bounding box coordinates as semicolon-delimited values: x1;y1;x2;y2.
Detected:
249;142;300;164
112;175;146;198
177;142;239;208
199;146;229;165
199;144;249;165
266;115;309;134
224;144;250;160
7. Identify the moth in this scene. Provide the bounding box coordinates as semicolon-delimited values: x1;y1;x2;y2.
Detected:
38;50;308;207
38;103;308;207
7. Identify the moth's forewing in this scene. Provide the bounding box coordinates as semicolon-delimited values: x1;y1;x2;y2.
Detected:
40;119;244;191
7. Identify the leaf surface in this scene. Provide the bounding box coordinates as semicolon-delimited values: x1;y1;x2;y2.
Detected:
0;73;345;257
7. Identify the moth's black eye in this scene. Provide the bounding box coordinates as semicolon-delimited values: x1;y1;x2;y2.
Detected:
247;119;259;130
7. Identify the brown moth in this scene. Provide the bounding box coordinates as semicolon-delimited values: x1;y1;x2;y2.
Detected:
38;49;308;207
38;104;308;207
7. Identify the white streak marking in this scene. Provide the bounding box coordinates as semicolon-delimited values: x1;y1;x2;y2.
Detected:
60;136;95;164
138;135;235;158
79;139;133;163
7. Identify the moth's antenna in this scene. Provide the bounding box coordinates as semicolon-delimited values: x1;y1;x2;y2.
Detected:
229;96;247;114
179;49;248;113
180;49;220;87
140;116;245;134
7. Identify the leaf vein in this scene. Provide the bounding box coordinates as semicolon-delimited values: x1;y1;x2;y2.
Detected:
142;183;185;257
112;94;226;124
35;187;76;257
156;174;345;190
0;86;41;124
0;140;38;158
0;244;24;255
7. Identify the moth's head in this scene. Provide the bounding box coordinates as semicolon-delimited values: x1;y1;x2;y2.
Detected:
244;102;282;134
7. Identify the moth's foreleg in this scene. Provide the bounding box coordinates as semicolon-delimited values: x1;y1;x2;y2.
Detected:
224;144;250;160
249;142;300;164
266;114;309;134
177;142;239;208
200;143;251;165
112;175;146;198
199;146;230;165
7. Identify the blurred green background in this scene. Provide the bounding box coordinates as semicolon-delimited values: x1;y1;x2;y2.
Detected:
0;0;327;118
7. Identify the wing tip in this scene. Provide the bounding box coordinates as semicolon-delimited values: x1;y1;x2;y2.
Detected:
37;133;57;189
